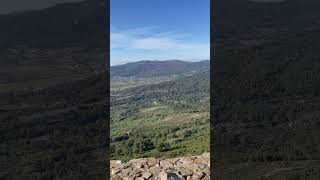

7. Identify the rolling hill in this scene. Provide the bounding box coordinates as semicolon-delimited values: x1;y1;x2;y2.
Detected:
111;60;209;78
110;61;210;161
110;60;209;91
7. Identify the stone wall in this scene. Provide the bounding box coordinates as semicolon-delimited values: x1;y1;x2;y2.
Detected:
110;153;210;180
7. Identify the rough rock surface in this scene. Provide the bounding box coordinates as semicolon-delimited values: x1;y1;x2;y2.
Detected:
110;153;210;180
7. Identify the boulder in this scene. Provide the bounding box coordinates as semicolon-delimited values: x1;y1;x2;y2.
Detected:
142;171;152;179
110;154;210;180
110;174;122;180
193;172;206;179
157;171;185;180
160;160;174;170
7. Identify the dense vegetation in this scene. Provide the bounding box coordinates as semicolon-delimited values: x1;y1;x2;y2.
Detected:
213;0;320;179
0;0;108;179
110;66;210;161
0;73;108;179
111;60;209;77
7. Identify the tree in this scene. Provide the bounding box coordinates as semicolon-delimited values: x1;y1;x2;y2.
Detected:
142;138;154;151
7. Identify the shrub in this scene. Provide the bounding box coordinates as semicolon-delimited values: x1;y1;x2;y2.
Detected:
157;142;170;152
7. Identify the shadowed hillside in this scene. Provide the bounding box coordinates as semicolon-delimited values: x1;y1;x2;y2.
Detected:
0;0;106;49
0;73;108;179
213;0;320;179
0;0;108;179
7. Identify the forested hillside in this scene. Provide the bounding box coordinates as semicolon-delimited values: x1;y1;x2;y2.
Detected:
110;60;209;91
0;73;108;179
110;62;210;161
0;0;108;179
213;0;320;179
111;60;209;77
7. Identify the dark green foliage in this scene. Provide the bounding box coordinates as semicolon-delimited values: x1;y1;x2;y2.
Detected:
142;138;155;151
213;0;320;178
0;0;108;179
0;73;108;179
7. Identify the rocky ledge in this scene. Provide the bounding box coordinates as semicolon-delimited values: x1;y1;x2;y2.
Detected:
110;153;210;180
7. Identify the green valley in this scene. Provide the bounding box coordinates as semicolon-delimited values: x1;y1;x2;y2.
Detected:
110;60;210;161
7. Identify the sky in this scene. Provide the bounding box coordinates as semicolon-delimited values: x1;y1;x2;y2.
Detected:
0;0;84;14
111;0;210;65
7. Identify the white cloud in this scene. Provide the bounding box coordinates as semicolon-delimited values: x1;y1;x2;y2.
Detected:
110;26;210;65
110;27;208;50
131;37;178;49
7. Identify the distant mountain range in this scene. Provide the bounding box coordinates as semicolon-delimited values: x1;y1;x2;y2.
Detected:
111;60;210;78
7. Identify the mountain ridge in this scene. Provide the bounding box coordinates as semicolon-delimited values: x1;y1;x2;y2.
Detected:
111;60;210;78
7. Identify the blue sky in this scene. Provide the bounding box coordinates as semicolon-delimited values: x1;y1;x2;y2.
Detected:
111;0;210;65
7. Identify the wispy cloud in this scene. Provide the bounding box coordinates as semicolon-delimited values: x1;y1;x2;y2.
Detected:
110;26;209;65
131;37;180;49
111;27;208;50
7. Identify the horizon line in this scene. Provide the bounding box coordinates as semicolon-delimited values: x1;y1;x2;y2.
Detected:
110;59;210;67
